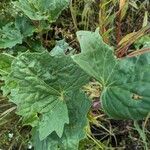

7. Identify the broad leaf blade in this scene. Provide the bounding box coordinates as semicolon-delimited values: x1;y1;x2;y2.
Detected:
14;0;69;22
3;51;89;140
73;30;116;86
33;91;91;150
60;91;91;149
39;100;69;140
72;29;150;120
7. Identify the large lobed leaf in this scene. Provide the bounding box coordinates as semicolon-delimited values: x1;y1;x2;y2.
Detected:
14;0;69;21
72;29;150;120
2;51;89;140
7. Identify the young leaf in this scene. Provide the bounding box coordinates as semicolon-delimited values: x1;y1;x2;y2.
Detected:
3;51;89;140
50;39;75;57
14;0;69;22
0;23;23;49
134;35;150;49
72;29;150;120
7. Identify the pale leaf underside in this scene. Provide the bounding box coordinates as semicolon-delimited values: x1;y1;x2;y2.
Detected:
72;29;150;120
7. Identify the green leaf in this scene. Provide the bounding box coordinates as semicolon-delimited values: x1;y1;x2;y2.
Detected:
33;91;91;150
0;23;23;49
0;54;16;96
32;130;58;150
72;29;150;120
14;0;69;22
15;15;36;37
134;35;150;49
39;100;69;140
5;45;29;56
3;51;89;140
59;91;91;149
50;40;75;57
0;53;14;75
